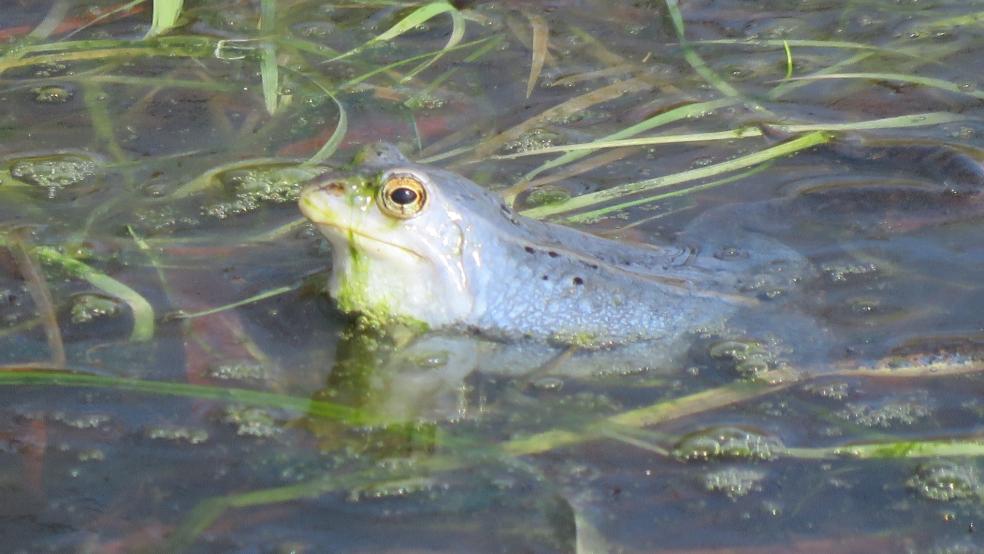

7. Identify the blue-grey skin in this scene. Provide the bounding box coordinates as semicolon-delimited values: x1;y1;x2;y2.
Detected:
300;143;815;420
299;143;806;348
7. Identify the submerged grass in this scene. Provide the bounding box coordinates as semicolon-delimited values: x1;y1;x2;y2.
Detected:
524;12;548;98
494;112;965;159
0;370;363;422
7;234;65;366
510;98;737;186
0;232;155;342
664;0;742;99
169;283;297;320
787;438;984;460
780;72;984;100
287;67;349;166
329;1;463;65
160;355;984;548
3;1;984;548
492;3;977;219
522;131;833;220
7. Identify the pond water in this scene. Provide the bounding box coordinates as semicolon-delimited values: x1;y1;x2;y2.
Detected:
1;0;983;552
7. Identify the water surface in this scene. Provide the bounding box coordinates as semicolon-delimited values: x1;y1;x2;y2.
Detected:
1;1;983;552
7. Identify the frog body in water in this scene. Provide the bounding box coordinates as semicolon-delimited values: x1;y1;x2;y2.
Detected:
299;143;819;419
299;142;984;420
298;143;807;348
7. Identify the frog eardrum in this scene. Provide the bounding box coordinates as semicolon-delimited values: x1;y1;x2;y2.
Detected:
378;173;427;219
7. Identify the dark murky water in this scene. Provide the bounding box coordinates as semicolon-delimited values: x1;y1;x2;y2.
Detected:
1;1;983;552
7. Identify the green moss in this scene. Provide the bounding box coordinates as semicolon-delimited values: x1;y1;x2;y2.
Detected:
345;177;377;204
526;186;571;207
907;460;981;502
550;329;602;348
870;441;920;458
332;239;428;334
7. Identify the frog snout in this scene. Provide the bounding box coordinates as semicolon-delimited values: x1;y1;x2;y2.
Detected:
308;180;345;196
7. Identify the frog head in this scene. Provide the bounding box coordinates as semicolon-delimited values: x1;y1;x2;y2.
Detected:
299;143;505;329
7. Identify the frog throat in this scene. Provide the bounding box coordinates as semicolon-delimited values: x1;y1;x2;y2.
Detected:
330;243;429;332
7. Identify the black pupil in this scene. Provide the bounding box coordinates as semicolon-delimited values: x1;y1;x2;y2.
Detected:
390;187;418;205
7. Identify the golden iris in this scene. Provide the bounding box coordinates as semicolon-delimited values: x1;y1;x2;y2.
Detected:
377;174;427;219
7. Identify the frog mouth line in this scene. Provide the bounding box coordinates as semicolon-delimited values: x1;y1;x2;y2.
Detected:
314;222;425;261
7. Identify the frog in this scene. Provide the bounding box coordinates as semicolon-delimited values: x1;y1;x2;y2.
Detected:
299;143;814;419
299;143;808;347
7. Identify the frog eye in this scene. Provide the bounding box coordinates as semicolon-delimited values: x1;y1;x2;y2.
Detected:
378;174;427;219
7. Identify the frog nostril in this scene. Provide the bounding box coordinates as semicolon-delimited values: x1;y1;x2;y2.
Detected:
319;182;345;196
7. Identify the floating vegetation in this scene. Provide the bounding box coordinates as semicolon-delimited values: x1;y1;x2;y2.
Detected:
801;381;851;401
69;293;122;324
703;467;768;499
50;410;112;430
523;185;572;207
146;425;210;444
207;362;272;382
673;427;785;462
907;461;981;502
8;154;98;198
836;396;933;428
222;405;284;438
202;165;327;219
31;84;74;103
0;0;982;551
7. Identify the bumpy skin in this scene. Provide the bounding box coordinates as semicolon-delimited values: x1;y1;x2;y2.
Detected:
299;143;802;347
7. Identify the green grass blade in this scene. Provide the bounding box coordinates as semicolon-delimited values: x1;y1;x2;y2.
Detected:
146;0;184;38
764;40;965;101
63;74;239;92
307;93;348;165
780;72;984;100
689;38;929;60
283;67;349;165
783;40;793;79
7;236;65;366
525;13;548;98
2;36;212;59
27;0;70;40
170;285;295;320
496;112;967;158
664;0;740;98
501;129;753;159
766;51;873;100
779;111;968;131
911;10;984;32
338;36;494;90
786;438;984;460
64;0;144;40
371;2;458;43
259;0;280;115
565;164;771;224
406;34;503;108
400;5;466;82
329;1;459;64
521;131;832;219
0;40;214;76
0;371;362;422
81;83;127;166
34;246;156;342
521;98;738;182
0;231;155;343
274;36;340;60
